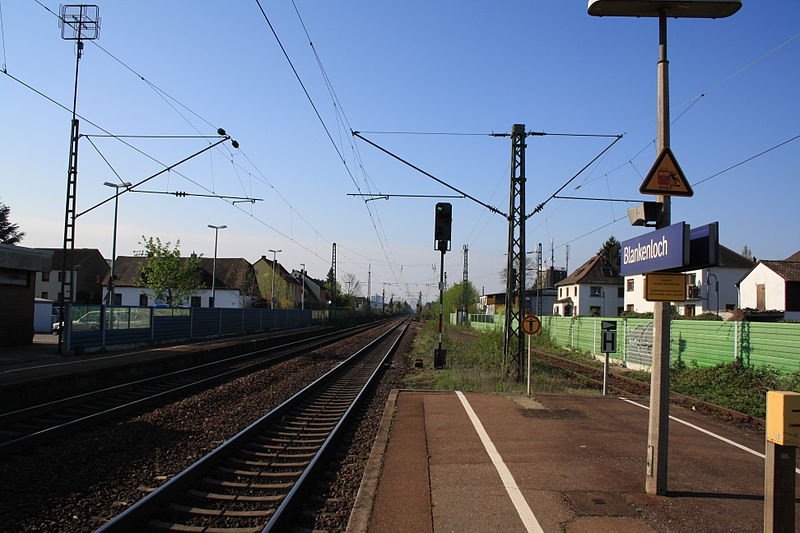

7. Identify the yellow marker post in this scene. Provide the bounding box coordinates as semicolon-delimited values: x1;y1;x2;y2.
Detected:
764;391;799;532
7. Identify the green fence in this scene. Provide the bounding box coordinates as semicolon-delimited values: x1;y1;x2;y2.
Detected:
536;316;800;373
455;314;800;373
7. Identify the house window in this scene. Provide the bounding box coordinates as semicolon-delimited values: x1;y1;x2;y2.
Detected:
685;304;696;317
42;271;50;281
57;271;64;282
41;291;49;299
627;279;634;292
139;294;148;307
113;293;122;306
573;287;577;297
191;296;201;307
559;288;562;298
617;287;623;298
626;304;634;312
590;286;602;297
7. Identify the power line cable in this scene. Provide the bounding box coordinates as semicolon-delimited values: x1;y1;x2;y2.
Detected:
692;134;799;187
253;0;402;286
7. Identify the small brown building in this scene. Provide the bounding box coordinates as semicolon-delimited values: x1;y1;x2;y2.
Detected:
0;244;53;345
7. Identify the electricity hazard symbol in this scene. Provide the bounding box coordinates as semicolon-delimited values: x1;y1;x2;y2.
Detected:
639;148;694;197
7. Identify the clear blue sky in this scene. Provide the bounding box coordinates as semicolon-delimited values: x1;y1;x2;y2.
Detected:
1;1;798;303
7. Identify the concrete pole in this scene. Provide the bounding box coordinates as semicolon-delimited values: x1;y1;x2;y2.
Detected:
646;11;672;496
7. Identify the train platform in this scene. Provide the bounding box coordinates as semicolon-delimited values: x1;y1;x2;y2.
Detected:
0;327;323;410
348;390;798;533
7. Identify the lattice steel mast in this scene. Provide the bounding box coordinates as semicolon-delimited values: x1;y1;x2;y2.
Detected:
503;124;527;379
58;5;100;354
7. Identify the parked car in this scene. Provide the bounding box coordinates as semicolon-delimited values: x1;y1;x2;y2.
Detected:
52;310;101;334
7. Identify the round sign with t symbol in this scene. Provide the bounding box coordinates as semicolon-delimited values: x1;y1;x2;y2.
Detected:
521;315;541;335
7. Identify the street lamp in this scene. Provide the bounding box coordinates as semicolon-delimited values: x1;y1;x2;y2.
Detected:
104;181;132;306
207;224;227;307
588;0;741;497
299;263;306;310
268;249;282;309
706;272;719;315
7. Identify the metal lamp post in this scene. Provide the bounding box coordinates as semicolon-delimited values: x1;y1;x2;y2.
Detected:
104;181;131;306
299;263;306;310
588;0;741;496
706;272;719;315
207;225;227;307
268;249;282;309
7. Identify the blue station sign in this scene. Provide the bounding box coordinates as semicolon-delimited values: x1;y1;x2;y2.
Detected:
620;222;689;276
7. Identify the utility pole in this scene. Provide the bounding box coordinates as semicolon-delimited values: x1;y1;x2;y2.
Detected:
503;124;527;380
382;283;387;315
57;5;100;355
330;242;337;310
536;242;543;316
367;264;372;311
566;244;570;275
462;244;469;325
646;11;673;496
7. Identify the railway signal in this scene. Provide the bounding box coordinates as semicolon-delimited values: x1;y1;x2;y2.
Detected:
433;203;452;368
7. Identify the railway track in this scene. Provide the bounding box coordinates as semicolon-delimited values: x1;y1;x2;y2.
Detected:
531;349;764;427
96;318;409;532
0;320;387;456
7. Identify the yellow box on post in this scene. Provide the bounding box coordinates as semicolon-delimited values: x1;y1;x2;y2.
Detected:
766;391;800;446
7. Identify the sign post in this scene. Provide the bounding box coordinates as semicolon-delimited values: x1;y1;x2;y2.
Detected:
601;321;617;395
764;391;799;532
522;315;541;396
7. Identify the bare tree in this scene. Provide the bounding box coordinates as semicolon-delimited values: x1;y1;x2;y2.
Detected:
342;272;362;297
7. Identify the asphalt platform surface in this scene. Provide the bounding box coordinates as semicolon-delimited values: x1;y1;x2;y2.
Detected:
348;390;799;533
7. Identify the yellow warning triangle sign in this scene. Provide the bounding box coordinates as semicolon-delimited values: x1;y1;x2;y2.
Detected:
639;148;694;197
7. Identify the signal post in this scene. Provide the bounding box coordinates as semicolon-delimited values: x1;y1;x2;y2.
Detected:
434;203;452;368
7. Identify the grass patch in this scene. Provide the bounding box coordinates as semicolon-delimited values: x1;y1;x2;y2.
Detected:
403;320;601;394
669;360;800;419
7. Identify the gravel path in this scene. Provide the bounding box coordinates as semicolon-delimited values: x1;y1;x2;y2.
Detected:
0;320;413;532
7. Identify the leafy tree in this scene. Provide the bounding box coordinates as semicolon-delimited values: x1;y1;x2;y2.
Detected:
135;236;203;306
599;236;621;270
0;200;24;245
325;267;348;308
442;281;480;315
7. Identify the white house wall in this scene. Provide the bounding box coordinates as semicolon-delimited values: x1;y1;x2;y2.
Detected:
739;263;786;310
626;267;752;315
554;284;623;317
104;287;246;308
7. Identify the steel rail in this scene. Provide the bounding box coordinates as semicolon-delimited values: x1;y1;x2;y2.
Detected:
0;321;385;456
96;319;408;532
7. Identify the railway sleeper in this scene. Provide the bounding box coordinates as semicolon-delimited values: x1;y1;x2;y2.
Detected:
227;456;310;468
215;466;302;480
203;477;293;491
148;518;262;532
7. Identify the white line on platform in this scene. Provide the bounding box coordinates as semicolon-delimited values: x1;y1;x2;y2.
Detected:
456;391;544;533
619;396;800;475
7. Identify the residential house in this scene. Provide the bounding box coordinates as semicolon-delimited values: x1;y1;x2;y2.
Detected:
290;269;327;309
737;251;800;320
103;256;259;308
553;255;623;317
253;256;303;308
35;248;109;304
0;244;53;345
624;246;755;316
